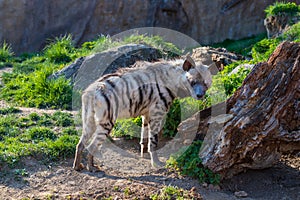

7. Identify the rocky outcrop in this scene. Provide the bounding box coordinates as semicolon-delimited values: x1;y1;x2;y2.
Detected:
264;13;300;38
191;47;244;72
178;41;300;178
0;0;279;54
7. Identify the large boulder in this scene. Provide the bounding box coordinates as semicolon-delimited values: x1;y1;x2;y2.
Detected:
52;44;163;91
1;0;278;54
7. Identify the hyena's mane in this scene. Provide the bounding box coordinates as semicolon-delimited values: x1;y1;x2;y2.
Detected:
97;61;150;82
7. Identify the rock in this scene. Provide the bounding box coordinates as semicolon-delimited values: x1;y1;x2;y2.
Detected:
69;44;162;109
48;57;85;81
229;64;254;75
234;191;248;198
264;13;300;38
50;44;162;88
208;184;221;191
179;42;300;179
191;47;244;72
0;0;277;54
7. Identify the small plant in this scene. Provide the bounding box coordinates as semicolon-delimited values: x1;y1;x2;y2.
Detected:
221;66;251;96
26;127;57;141
52;111;74;127
44;34;74;64
0;41;14;62
251;38;280;62
14;168;29;177
61;127;78;136
150;186;198;200
29;112;40;121
280;22;300;42
0;107;20;115
112;118;141;139
166;141;220;184
265;1;300;17
123;35;182;58
123;187;132;196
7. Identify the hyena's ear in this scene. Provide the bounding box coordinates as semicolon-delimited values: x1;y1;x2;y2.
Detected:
183;55;196;71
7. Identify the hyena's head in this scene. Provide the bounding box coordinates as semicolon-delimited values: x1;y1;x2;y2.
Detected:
182;56;212;100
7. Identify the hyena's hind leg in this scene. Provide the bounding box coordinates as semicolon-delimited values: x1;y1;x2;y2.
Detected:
148;111;166;168
73;93;96;171
73;137;86;171
140;115;150;158
85;125;110;172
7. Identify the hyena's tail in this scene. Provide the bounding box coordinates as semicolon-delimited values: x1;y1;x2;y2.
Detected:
81;91;97;145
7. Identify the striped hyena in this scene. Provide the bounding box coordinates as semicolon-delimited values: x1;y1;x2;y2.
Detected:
73;56;212;171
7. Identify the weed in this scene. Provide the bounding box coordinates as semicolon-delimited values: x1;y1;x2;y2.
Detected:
124;187;132;196
221;65;251;96
0;107;20;115
44;34;74;64
251;38;280;62
150;186;196;200
26;127;57;141
0;41;14;62
52;111;74;127
265;1;300;17
280;22;300;42
123;34;182;58
166;141;220;184
14;168;29;177
61;127;78;136
28;112;40;121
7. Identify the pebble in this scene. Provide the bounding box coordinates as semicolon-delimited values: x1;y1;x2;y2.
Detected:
56;169;65;175
234;191;248;198
208;184;220;191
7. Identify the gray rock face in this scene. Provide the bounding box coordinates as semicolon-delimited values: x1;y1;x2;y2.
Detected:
1;0;278;53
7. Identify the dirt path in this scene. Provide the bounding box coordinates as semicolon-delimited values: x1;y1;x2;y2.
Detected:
0;154;299;199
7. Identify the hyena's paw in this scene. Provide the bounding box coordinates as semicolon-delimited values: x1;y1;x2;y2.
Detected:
86;164;101;172
151;160;165;169
73;163;85;171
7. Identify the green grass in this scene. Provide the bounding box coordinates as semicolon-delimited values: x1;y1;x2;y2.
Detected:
280;21;300;42
265;1;300;17
166;141;220;184
150;185;199;200
212;33;267;56
0;34;181;110
0;41;14;62
0;109;79;166
44;34;74;64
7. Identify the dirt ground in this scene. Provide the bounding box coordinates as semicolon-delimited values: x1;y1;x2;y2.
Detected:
0;142;299;200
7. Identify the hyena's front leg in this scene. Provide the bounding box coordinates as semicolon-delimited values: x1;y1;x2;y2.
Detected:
148;114;165;168
140;115;150;158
